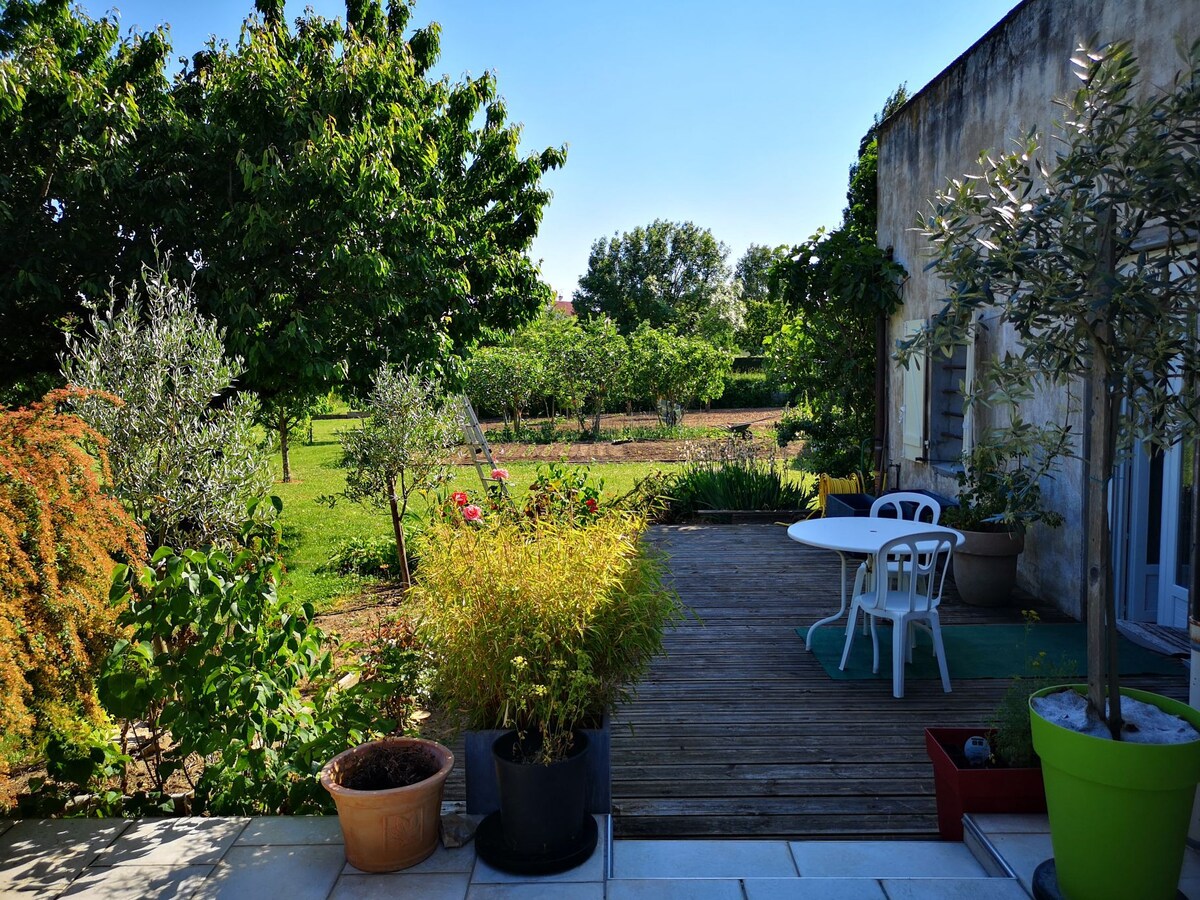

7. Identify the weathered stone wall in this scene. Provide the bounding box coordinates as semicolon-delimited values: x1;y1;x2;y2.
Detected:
876;0;1200;618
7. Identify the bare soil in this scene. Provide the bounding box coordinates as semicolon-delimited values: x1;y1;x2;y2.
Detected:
335;743;440;791
455;407;786;463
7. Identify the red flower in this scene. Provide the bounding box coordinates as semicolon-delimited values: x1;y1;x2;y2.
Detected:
584;498;598;513
451;491;469;507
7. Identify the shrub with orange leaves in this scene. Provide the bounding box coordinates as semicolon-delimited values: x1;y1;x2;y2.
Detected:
0;388;142;771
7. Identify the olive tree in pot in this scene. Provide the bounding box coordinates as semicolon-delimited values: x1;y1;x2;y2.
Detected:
906;40;1200;900
942;442;1063;607
413;509;682;874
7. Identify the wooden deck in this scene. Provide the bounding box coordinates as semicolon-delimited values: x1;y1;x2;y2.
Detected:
606;524;1189;839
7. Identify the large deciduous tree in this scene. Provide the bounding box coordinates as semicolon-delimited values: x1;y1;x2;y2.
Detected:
0;0;178;403
178;1;565;480
574;220;733;340
734;243;789;352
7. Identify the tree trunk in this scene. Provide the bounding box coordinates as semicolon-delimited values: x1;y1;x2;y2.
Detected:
386;474;412;588
279;410;291;483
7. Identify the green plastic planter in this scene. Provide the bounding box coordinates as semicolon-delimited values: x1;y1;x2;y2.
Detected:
1029;685;1200;900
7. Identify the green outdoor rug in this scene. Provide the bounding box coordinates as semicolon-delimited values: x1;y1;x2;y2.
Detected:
796;622;1183;682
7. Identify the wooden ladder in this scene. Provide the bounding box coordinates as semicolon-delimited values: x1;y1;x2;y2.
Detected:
459;395;510;499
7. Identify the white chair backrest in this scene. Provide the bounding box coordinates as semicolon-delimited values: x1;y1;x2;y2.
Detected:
870;492;941;525
866;532;955;612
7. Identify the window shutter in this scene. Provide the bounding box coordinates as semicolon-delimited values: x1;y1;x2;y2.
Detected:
900;319;928;461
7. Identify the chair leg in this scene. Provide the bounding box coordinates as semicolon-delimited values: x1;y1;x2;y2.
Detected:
853;564;870;636
838;605;859;671
869;615;880;674
905;622;914;664
929;614;951;694
892;619;906;698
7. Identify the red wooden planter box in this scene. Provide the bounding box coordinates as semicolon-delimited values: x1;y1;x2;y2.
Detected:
925;726;1046;841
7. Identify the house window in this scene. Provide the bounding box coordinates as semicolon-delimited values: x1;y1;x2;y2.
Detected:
899;318;974;468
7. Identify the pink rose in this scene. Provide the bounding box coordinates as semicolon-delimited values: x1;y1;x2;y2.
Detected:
462;504;483;522
491;468;509;481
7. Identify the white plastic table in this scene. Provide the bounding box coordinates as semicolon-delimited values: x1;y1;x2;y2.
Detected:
786;517;965;650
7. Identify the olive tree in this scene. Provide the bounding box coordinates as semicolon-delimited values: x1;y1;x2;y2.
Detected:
902;41;1200;737
334;365;460;588
61;261;271;552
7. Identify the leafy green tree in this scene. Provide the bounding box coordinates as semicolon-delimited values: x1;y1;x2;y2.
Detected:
61;260;272;552
628;324;732;426
0;0;178;402
574;220;733;339
901;42;1200;737
734;243;790;351
466;345;541;432
176;2;564;481
544;318;629;436
333;365;460;588
513;308;578;418
768;87;907;469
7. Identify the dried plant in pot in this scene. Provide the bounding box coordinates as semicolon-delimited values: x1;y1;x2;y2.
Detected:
320;737;453;873
413;510;682;873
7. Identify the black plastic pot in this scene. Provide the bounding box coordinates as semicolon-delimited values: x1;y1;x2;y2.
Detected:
475;729;598;874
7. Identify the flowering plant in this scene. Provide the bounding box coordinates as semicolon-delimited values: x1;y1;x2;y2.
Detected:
523;461;604;523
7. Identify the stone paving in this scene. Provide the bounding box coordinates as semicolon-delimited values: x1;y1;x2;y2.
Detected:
2;813;1198;898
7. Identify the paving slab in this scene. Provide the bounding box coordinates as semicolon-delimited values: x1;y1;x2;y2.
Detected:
344;842;476;876
0;819;130;896
193;844;345;900
880;877;1030;899
985;831;1053;892
58;864;213;899
329;871;470;900
608;878;746;900
969;813;1050;835
742;877;887;899
0;821;12;839
789;840;986;878
466;883;604;900
613;839;797;879
96;817;247;867
236;816;343;845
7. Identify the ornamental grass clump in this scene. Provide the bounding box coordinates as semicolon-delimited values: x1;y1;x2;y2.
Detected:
413;515;682;764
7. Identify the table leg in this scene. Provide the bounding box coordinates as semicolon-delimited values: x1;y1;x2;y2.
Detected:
805;550;849;650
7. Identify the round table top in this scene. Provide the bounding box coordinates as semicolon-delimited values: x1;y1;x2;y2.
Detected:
786;516;964;554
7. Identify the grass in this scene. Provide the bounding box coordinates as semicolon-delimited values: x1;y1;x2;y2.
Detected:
273;417;681;611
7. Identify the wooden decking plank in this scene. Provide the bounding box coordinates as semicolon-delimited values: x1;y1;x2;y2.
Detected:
607;523;1187;839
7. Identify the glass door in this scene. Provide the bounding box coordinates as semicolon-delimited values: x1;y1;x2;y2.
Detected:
1158;439;1194;628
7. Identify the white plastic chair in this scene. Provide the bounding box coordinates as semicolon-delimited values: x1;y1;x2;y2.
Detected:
839;531;955;698
852;492;942;631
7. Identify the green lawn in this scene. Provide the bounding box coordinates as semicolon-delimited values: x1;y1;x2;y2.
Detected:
273;417;681;610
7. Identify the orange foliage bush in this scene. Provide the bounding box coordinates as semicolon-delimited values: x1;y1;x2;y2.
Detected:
0;389;142;766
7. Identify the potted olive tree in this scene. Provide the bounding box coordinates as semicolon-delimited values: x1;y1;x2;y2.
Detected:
942;442;1063;606
905;40;1200;900
412;504;681;874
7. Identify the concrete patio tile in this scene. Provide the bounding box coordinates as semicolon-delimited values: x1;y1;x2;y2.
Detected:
0;819;131;895
881;877;1030;899
96;817;247;866
969;813;1050;834
789;841;986;878
1178;846;1200;899
236;816;343;845
608;879;746;900
986;831;1053;892
344;843;476;875
472;817;605;884
0;821;12;839
743;877;887;899
329;871;469;900
613;839;797;879
59;864;213;899
466;884;603;900
193;844;345;900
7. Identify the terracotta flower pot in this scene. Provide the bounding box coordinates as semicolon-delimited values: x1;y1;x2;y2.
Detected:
321;737;454;873
952;529;1024;606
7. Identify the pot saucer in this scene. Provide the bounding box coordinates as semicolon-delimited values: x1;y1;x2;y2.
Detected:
1032;859;1186;899
475;811;598;875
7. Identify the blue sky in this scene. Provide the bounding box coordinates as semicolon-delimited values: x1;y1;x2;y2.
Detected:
83;0;1019;299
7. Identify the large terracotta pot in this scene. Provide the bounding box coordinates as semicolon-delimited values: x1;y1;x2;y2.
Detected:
952;529;1024;606
321;737;454;873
